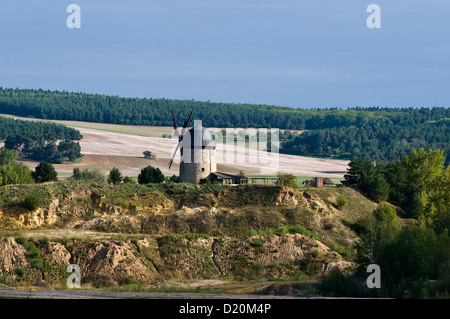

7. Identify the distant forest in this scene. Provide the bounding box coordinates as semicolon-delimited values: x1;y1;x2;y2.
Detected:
0;87;449;163
0;116;82;163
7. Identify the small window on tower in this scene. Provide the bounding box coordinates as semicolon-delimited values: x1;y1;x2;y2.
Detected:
202;168;205;172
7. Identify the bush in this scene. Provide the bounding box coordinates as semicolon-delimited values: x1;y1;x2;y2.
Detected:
32;161;58;183
123;176;135;184
39;237;49;245
73;168;106;183
276;173;297;188
335;193;348;209
23;192;41;211
16;236;27;245
318;268;365;297
138;166;165;184
253;262;264;271
0;162;34;186
250;238;264;247
108;167;123;185
14;267;26;277
275;226;289;236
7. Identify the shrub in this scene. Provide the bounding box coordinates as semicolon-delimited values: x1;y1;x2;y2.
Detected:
16;236;27;245
318;268;365;297
23;192;41;211
335;193;348;209
123;176;135;184
108;167;123;185
250;238;264;248
39;237;50;245
275;226;289;236
14;267;26;277
32;161;58;183
0;162;34;186
248;229;258;236
138;166;165;184
253;262;264;270
288;225;307;235
276;173;297;188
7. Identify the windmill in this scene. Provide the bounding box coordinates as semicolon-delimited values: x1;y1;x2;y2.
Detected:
169;109;217;183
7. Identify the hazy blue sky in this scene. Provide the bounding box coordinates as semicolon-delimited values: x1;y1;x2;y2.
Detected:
0;0;449;108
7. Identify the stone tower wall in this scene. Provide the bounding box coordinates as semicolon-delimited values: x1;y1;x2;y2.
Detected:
180;148;216;183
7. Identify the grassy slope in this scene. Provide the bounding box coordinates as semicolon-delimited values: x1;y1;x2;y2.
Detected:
0;181;378;255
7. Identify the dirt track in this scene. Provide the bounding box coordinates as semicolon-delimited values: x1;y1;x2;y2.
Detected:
0;286;305;299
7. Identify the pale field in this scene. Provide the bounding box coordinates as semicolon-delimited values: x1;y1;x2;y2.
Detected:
1;114;349;178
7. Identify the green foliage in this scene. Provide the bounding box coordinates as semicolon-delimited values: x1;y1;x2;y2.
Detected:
0;116;82;164
0;147;19;166
123;176;135;184
344;148;450;232
356;203;402;265
39;237;50;245
15;236;27;245
32;161;58;183
379;226;440;279
22;192;41;211
335;193;348;209
318;268;365;297
367;175;390;202
0;162;34;186
3;88;449;164
15;237;44;270
57;139;82;161
282;109;450;164
143;151;153;159
275;173;297;188
138;165;165;184
167;175;179;183
108;167;123;185
14;267;26;277
72;167;106;183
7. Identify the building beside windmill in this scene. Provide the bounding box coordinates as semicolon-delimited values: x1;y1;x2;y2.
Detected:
179;122;217;183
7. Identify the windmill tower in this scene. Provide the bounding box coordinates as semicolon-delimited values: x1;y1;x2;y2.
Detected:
169;109;217;183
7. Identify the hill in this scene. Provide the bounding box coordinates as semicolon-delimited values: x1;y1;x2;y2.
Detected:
0;182;377;289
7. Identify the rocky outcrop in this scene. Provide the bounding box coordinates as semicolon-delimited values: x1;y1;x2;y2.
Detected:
0;234;346;287
0;199;59;229
70;240;159;287
0;238;41;282
275;187;300;207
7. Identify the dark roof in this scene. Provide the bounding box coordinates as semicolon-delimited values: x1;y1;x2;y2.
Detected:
211;172;246;179
182;124;216;149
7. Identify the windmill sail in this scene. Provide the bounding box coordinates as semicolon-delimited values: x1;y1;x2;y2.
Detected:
168;110;193;169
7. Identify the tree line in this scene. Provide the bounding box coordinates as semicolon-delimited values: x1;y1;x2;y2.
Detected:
281;118;450;164
1;87;449;163
335;148;450;298
0;116;82;163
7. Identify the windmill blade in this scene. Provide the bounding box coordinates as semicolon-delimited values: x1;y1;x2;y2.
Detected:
168;140;182;169
171;109;180;138
171;109;178;130
182;110;193;130
178;110;193;141
168;110;192;169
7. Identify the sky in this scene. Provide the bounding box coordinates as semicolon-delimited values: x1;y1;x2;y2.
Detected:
0;0;449;108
